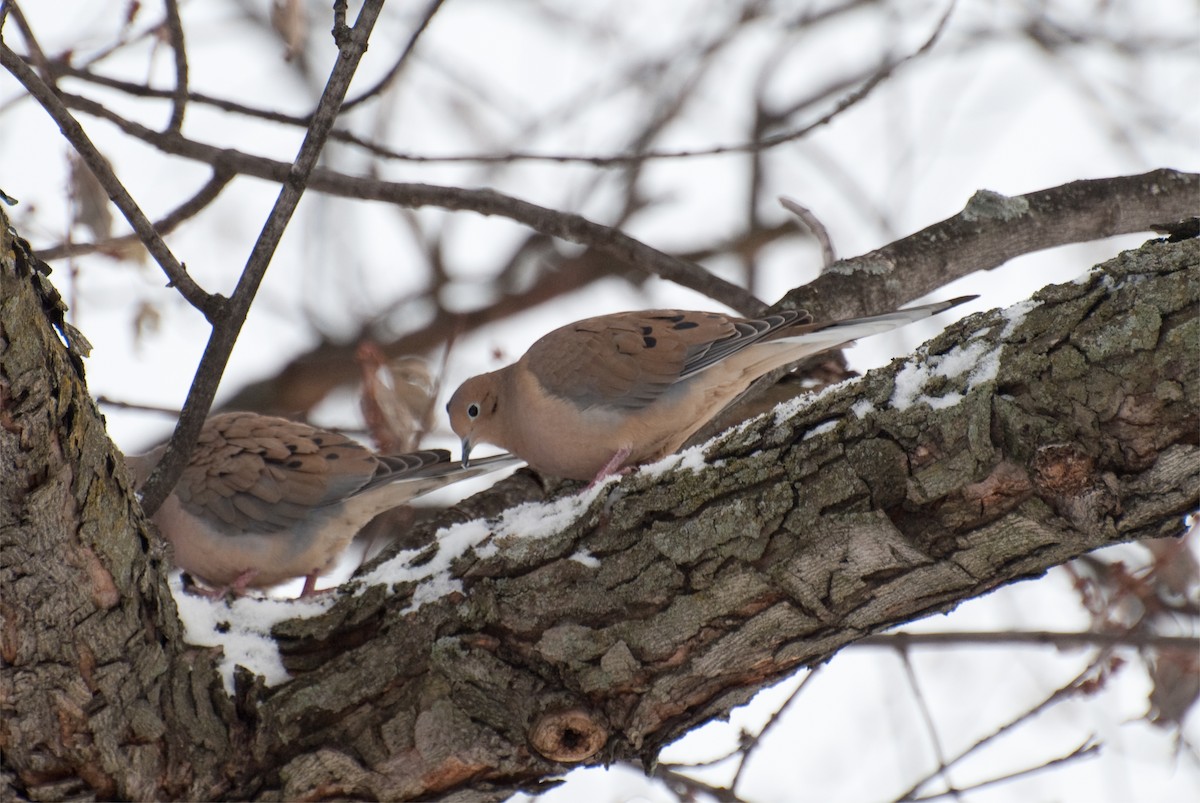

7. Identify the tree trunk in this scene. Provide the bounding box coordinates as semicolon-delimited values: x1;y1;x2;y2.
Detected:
2;205;1196;800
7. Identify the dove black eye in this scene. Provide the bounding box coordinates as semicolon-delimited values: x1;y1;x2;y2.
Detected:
467;403;480;419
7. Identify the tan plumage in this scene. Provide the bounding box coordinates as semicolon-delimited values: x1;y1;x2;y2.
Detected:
447;298;975;482
126;412;522;595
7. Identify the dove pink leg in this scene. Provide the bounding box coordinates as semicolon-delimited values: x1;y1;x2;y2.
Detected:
300;573;321;598
587;446;633;488
230;569;260;596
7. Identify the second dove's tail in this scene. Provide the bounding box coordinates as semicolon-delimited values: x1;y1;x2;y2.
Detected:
775;295;977;350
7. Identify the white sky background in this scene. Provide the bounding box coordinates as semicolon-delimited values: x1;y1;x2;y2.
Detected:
2;0;1198;800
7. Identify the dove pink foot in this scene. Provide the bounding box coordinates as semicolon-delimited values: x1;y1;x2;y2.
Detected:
587;446;633;489
230;569;260;596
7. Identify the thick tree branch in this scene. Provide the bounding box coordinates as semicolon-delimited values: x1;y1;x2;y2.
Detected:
2;206;206;800
248;237;1191;799
3;201;1195;800
780;170;1199;319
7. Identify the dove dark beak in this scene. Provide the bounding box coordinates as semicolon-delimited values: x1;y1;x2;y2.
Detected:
460;438;473;468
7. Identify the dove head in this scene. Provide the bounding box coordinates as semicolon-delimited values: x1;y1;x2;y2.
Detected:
447;373;504;467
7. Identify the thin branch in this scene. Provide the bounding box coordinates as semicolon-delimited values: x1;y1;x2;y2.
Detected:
30;0;951;170
780;196;836;269
147;164;1197;416
856;630;1199;651
39;167;234;260
730;667;821;792
655;669;824;782
339;0;445;113
52;90;767;314
162;0;189;133
342;0;949;167
898;648;963;801
648;762;747;803
2;1;51;79
909;739;1100;802
44;61;315;125
137;0;386;515
61;79;1199;326
0;41;220;319
70;3;169;75
96;397;182;417
894;653;1120;801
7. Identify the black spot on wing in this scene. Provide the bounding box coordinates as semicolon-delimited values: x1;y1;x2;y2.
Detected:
643;336;656;348
672;321;699;330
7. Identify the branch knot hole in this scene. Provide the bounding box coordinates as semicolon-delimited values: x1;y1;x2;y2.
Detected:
529;707;608;763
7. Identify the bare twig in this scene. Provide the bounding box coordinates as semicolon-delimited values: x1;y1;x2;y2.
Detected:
2;1;51;79
96;397;182;417
138;0;386;515
52;90;768;314
162;0;189;133
909;738;1100;802
648;762;748;803
39;168;234;260
20;1;954;174
339;0;445;113
894;654;1120;801
898;648;963;801
61;83;1200;325
780;196;836;269
730;667;822;791
332;0;955;167
855;630;1198;651
43;61;315;125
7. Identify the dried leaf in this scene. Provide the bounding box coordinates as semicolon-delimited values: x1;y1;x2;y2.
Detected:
358;342;437;454
271;0;309;62
68;154;113;241
132;300;161;349
1147;646;1200;729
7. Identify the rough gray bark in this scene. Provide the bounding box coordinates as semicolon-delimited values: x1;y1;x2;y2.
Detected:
2;203;1196;800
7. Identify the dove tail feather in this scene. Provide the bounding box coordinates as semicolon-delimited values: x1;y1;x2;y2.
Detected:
774;295;977;349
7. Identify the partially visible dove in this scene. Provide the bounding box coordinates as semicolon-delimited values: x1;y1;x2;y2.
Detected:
126;411;522;596
447;297;975;482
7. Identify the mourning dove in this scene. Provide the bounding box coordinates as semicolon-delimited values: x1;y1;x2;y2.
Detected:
447;297;975;482
126;411;522;596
